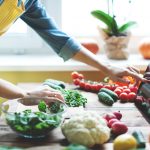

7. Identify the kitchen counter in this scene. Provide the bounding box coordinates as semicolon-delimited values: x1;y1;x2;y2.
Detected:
0;83;150;150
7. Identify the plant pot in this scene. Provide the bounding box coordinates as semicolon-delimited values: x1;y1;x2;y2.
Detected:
104;35;130;60
98;27;131;60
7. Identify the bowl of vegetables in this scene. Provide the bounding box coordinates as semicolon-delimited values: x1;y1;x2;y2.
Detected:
1;97;67;139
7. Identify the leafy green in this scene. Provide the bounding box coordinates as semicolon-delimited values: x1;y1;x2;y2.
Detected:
62;90;87;107
38;101;47;112
63;144;88;150
38;101;64;114
91;10;137;36
6;110;62;137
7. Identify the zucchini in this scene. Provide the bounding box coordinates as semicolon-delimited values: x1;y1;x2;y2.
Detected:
44;79;65;89
43;81;63;90
132;130;146;148
98;92;114;106
99;88;118;102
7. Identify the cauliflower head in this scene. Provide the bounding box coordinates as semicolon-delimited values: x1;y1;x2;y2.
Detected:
61;111;110;147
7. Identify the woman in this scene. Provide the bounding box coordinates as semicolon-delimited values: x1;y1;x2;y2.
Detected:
0;78;64;103
0;0;148;84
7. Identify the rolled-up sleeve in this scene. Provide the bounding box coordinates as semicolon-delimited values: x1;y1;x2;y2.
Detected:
21;0;82;61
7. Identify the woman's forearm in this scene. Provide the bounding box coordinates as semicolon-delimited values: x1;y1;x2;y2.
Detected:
73;47;109;75
0;79;26;99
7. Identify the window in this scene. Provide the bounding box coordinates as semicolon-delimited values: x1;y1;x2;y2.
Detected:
62;0;150;36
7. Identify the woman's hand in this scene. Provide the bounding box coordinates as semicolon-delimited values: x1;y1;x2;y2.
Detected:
105;65;148;83
26;85;64;102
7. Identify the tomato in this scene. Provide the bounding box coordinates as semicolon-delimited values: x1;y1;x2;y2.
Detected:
84;83;91;91
116;87;123;92
129;86;138;93
123;88;131;94
119;93;128;102
78;74;84;80
128;92;136;102
103;84;112;90
73;79;80;85
79;80;86;88
71;71;80;79
114;89;122;96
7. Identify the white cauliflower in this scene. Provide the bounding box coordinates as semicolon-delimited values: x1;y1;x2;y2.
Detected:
61;111;110;147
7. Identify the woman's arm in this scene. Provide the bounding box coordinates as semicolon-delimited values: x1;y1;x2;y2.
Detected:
73;47;148;83
0;79;64;102
0;79;26;99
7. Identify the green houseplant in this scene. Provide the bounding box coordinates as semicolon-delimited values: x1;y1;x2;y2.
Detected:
91;5;137;60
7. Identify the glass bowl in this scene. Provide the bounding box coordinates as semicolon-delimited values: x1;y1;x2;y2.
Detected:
0;97;67;139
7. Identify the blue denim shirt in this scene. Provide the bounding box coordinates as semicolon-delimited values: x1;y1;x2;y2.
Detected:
20;0;81;61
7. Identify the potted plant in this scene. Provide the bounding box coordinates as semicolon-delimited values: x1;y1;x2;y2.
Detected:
91;3;137;60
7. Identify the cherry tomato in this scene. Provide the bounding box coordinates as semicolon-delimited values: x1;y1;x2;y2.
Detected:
123;88;131;94
114;89;122;96
96;83;104;91
78;74;84;80
116;87;123;92
119;92;128;102
71;71;79;79
73;79;80;85
79;80;86;89
84;83;91;91
128;92;136;102
129;86;138;93
103;84;112;90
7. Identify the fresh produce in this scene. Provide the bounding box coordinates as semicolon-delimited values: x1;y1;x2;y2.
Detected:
99;88;119;102
43;80;63;90
111;122;128;135
63;144;88;150
108;119;119;128
61;111;110;147
43;78;87;107
98;92;114;106
44;79;66;89
113;134;137;150
132;131;146;148
38;100;64;113
6;109;62;138
62;90;87;107
113;111;122;120
103;113;117;122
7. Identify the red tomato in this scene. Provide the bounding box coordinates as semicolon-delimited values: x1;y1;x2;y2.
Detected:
95;83;104;91
129;86;138;93
122;86;128;89
128;92;136;102
73;79;80;85
78;74;84;80
79;80;86;89
103;84;112;90
123;88;131;94
119;92;128;102
116;87;123;92
90;84;98;91
71;71;80;79
84;83;91;91
114;89;122;96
